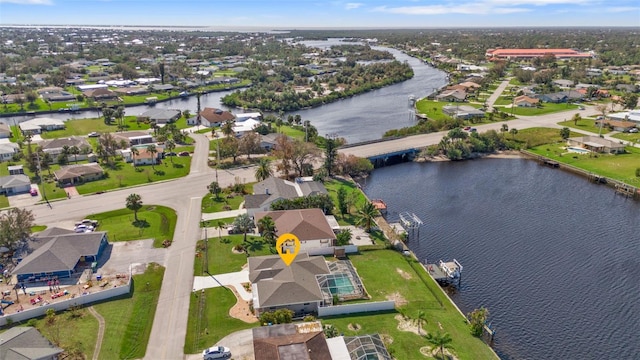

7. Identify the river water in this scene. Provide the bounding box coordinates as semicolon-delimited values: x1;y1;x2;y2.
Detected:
2;39;447;143
363;159;640;359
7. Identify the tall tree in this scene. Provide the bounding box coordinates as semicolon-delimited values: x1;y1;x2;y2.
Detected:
415;310;428;335
0;208;35;250
337;187;348;215
233;213;254;244
69;145;80;164
560;127;571;140
424;331;453;359
336;228;352;246
239;132;261;159
165;139;176;163
131;147;139;167
255;158;273;182
509;128;518;140
324;137;338;177
257;216;276;246
571;113;582;126
146;145;158;169
221;119;235;138
468;307;489;337
208;181;222;200
125;193;143;222
356;201;378;233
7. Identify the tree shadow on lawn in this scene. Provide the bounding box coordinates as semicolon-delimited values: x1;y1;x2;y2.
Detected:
133;219;150;228
172;163;184;168
245;238;265;252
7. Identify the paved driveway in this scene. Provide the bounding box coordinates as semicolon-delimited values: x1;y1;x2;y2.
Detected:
8;185;41;208
192;270;251;301
98;239;168;276
185;329;254;360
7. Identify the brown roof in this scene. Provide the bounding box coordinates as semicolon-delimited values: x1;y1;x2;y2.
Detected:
514;95;539;104
254;209;335;242
597;119;637;128
54;163;103;181
83;88;116;98
253;323;332;360
200;107;235;124
248;253;329;308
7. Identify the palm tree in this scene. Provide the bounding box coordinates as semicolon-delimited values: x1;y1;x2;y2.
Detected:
146;145;158;169
131;147;139;167
221;119;234;138
415;310;427;335
500;123;509;137
356;201;378;233
257;216;276;246
336;228;352;246
207;181;221;200
509;128;518;140
571;113;582;126
125;193;143;222
255;158;273;182
233;213;254;244
165;139;176;163
69;145;80;164
425;331;453;360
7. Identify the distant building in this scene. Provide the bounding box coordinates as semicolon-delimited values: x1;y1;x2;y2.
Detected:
513;95;540;107
19;117;65;135
199;107;235;127
486;48;593;60
567;136;626;154
442;105;484;120
140;109;181;124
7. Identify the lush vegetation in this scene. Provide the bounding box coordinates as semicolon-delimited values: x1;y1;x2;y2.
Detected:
87;205;177;247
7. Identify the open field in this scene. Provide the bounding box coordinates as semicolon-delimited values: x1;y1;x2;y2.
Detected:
87;205;177;247
38;117;151;139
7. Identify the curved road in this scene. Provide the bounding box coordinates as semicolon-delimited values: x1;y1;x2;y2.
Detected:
24;133;257;360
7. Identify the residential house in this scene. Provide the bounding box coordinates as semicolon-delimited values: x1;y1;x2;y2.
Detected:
233;118;261;136
236;112;263;122
140;109;181;125
0;327;63;360
40;89;76;102
112;87;149;96
0;175;31;195
245;177;328;217
12;228;109;282
8;164;24;175
0;123;12;138
537;91;583;103
151;84;174;92
252;322;333;360
54;163;104;186
131;145;163;166
40;136;92;160
254;209;337;251
513;95;540;107
441;105;485;120
608;110;640;124
112;131;154;146
0;142;20;162
82;87;118;100
435;89;467;102
19;118;65;135
260;133;279;151
249;253;330;316
595;120;637;133
567;136;626;154
458;81;481;90
553;79;575;88
199;107;235;127
616;84;638;93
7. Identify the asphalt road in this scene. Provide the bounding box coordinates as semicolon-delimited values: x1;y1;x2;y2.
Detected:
21;132;257;360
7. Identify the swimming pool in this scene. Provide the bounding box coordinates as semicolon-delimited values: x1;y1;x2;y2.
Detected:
567;146;590;154
327;274;356;296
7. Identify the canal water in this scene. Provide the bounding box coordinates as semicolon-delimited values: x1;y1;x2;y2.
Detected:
2;40;447;143
363;159;640;360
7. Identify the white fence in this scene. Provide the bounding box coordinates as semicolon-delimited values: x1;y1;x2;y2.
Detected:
307;245;359;256
318;300;395;317
0;280;131;327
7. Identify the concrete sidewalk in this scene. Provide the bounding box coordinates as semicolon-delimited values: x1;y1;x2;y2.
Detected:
193;270;251;301
201;209;246;221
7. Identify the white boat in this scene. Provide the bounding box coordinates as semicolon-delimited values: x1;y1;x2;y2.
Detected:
439;259;463;279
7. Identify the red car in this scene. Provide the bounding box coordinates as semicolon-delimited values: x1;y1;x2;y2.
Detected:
29;188;38;196
463;126;471;131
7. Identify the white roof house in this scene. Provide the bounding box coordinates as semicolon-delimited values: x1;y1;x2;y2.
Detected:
608;110;640;124
235;112;262;121
19;117;65;134
233;118;261;136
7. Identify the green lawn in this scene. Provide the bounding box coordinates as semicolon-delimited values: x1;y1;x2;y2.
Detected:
184;287;259;355
86;205;177;247
611;132;640;143
93;263;164;360
194;234;273;276
416;100;481;121
0;196;9;209
326;250;497;360
557;118;609;135
510;103;582;116
201;193;244;213
30;225;47;233
40;117;151;139
528;143;640;186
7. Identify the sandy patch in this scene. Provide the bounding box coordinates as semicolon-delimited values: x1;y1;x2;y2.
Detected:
347;323;362;331
419;346;459;360
379;333;394;345
394;314;424;336
386;292;408;307
396;268;413;280
227;285;258;323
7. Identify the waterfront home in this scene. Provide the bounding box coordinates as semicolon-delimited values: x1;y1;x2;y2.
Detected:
254;209;337;250
435;89;467;102
82;87;118;100
245;177;328;217
40;136;92;159
199;107;235;127
567;136;626;154
112;131;154;146
19;117;65;135
140;109;181;124
442;105;484;120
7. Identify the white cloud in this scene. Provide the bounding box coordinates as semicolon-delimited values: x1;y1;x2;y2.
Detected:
373;4;530;15
485;0;595;5
0;0;52;4
345;2;363;10
604;6;640;12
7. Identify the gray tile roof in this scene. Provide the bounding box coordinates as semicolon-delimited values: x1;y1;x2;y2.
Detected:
0;175;30;188
40;136;90;152
255;209;336;243
0;327;63;360
12;232;106;276
247;178;327;210
141;108;181;121
248;253;329;308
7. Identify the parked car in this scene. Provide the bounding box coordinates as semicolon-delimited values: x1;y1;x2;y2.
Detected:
165;152;177;156
470;128;477;133
463;126;471;131
74;224;94;233
29;188;38;196
75;219;98;227
202;346;231;359
178;151;190;157
629;128;638;133
88;132;100;137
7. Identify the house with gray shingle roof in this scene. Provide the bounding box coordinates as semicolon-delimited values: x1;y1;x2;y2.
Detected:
0;123;12;138
140;108;181;124
249;252;330;316
0;174;31;195
12;229;109;282
54;163;104;186
0;142;20;162
40;136;91;158
245;178;327;217
0;327;63;360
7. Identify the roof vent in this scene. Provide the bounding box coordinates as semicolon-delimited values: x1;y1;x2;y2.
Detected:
215;109;223;115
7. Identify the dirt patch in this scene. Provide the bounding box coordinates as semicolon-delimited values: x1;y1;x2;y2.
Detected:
386;292;408;307
347;323;361;331
395;314;423;336
396;268;413;280
227;285;258;324
419;346;459;360
379;333;393;345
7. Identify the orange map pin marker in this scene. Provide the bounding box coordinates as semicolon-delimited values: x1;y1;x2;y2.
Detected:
276;233;301;266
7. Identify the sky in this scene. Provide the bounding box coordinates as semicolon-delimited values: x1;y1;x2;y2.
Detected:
0;0;638;28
